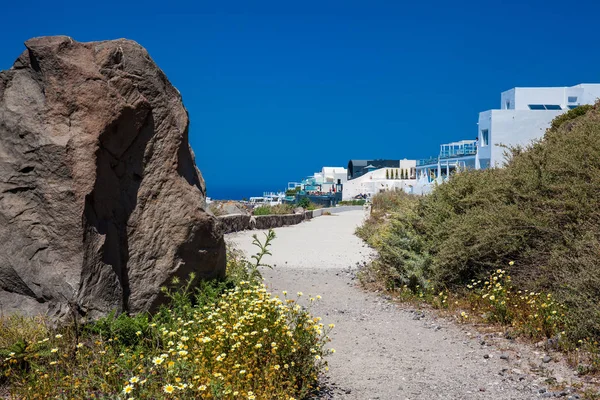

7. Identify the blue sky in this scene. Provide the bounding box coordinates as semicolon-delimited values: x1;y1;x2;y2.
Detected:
2;0;599;199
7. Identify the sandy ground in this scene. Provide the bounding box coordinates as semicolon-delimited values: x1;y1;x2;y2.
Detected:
227;210;583;400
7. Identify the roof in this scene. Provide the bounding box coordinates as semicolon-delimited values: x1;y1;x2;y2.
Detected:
349;160;368;167
364;165;377;169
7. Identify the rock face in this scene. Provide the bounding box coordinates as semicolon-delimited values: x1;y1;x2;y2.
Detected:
0;36;226;320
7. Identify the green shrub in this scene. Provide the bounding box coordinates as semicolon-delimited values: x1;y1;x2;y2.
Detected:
296;198;320;210
550;104;593;130
253;204;294;216
359;103;600;342
285;187;301;196
297;197;310;209
356;191;432;290
253;206;272;215
84;311;150;347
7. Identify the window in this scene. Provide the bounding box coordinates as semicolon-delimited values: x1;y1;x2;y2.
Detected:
481;129;489;146
529;104;546;110
528;104;563;110
544;104;562;110
568;105;579;110
568;96;578;103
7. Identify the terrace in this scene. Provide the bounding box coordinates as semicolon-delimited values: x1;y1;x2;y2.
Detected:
417;156;439;167
417;140;477;166
439;140;477;159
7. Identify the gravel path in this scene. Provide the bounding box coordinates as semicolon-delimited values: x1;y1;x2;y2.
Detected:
226;210;580;400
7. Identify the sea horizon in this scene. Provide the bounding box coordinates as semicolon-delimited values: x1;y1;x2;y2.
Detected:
207;185;285;201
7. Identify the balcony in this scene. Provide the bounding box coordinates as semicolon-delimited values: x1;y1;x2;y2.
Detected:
439;147;477;159
417;157;439;166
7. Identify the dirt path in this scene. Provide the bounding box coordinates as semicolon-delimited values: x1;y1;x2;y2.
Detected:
226;211;580;400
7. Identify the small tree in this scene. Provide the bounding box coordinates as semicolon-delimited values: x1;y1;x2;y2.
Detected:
297;197;311;209
386;169;389;179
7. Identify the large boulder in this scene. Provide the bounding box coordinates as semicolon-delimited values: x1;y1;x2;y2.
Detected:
0;36;226;320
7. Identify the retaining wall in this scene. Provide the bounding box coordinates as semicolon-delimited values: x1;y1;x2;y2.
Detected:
253;213;305;230
217;205;363;234
218;214;252;234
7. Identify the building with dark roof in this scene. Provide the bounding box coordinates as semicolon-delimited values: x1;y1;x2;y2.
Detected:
347;159;406;180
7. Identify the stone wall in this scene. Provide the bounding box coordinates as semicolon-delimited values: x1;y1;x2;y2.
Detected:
254;213;305;230
217;214;252;234
217;205;364;234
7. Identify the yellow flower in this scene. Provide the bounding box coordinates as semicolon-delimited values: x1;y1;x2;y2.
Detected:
199;385;207;391
123;385;134;394
164;384;175;393
509;261;515;266
152;357;164;365
489;295;495;301
55;334;63;339
51;348;58;353
129;376;139;384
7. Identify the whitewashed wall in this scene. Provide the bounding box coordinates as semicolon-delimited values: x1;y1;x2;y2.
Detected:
477;109;562;167
342;168;417;200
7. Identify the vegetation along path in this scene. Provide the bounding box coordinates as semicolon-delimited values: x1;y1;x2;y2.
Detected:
227;210;581;400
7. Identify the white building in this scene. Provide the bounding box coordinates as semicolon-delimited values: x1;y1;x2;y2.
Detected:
343;159;416;200
301;166;347;194
413;139;477;195
476;84;600;168
319;167;348;186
